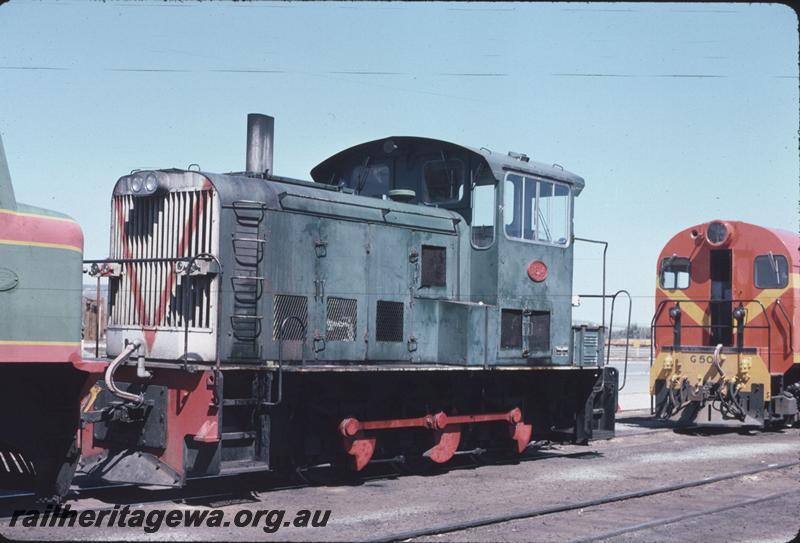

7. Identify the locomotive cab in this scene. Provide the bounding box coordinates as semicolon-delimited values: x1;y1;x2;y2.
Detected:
311;136;586;366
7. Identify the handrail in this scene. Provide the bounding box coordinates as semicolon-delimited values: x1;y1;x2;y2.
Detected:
576;289;632;394
774;299;793;353
574;237;608;332
84;254;223;369
650;297;773;372
264;315;308;407
179;253;224;367
607;290;632;391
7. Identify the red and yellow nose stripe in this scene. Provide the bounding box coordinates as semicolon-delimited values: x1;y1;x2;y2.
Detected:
656;272;800;363
0;208;83;253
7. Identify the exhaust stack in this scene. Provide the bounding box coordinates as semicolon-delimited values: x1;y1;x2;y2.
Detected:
245;113;274;177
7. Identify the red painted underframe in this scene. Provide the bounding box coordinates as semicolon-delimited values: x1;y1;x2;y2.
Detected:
79;366;219;480
339;408;533;470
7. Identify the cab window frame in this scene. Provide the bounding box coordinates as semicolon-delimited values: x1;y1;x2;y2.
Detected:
470;180;497;250
501;172;572;248
422;157;466;205
754;253;789;289
660;256;691;290
352;162;392;198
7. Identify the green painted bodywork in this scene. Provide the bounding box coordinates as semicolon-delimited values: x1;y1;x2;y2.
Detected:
0;244;83;344
107;136;599;369
0;134;83;347
205;137;585;367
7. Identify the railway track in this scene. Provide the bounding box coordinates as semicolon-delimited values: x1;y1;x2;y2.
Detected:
0;427;797;542
572;488;800;543
368;461;800;542
0;421;697;517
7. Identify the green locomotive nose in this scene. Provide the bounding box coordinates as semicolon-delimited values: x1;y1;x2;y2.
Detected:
0;133;87;498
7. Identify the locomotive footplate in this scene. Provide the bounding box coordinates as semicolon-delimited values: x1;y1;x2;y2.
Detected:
338;408;532;470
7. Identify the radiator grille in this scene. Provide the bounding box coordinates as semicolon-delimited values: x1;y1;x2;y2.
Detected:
376;301;404;342
582;330;600;364
109;190;216;329
326;297;357;341
273;295;308;341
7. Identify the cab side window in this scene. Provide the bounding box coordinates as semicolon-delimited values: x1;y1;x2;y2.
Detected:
423;159;464;204
660;256;691;289
754;254;788;289
503;173;571;246
471;183;496;248
353;164;391;197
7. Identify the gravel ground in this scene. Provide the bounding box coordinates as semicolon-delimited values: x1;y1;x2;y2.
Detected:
1;412;797;542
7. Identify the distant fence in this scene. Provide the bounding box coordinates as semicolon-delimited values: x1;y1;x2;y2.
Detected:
607;338;651;348
82;296;106;341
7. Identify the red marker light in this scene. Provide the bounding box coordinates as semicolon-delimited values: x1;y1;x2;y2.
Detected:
527;260;548;282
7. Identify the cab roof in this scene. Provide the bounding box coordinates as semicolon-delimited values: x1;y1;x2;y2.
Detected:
310;136;586;195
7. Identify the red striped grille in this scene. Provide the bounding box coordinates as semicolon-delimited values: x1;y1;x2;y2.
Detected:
109;189;216;329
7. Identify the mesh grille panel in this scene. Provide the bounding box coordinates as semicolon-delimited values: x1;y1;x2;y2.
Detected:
421;245;447;287
273;295;308;341
376;301;404;342
326;298;357;342
501;309;523;349
529;311;550;352
582;331;599;364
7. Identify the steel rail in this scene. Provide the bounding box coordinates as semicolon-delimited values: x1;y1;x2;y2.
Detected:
571;488;800;543
367;461;800;543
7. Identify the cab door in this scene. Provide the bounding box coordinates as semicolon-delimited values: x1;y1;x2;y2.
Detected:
709;249;733;346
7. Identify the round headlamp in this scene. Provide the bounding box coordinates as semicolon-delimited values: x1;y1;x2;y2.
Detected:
129;176;143;193
706;221;729;245
144;173;158;192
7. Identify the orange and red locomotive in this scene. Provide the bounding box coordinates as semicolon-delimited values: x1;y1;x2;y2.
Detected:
650;220;798;427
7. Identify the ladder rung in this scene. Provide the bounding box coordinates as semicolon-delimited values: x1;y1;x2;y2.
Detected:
233;237;266;244
222;431;257;440
223;399;259;406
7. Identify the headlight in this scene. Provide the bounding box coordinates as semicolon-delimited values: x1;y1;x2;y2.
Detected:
144;173;158;192
706;221;729;245
129;176;143;193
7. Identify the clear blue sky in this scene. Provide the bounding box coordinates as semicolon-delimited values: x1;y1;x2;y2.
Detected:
0;1;797;327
